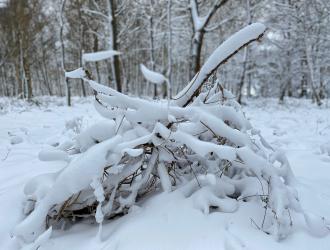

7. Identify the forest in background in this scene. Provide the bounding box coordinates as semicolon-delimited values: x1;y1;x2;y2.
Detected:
0;0;329;105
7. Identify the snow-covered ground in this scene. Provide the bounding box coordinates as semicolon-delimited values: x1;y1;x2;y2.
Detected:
1;97;329;250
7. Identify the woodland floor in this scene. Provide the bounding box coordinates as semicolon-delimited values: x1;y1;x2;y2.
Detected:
0;97;330;250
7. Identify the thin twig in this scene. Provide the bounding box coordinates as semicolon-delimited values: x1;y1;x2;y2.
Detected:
250;217;261;230
237;194;268;201
1;147;11;161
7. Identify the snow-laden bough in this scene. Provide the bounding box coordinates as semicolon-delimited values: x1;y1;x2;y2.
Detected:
14;23;329;245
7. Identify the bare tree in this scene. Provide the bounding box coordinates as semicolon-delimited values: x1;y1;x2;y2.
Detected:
237;0;251;104
189;0;229;78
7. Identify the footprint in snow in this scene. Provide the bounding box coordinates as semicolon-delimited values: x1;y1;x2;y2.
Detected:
10;135;23;145
272;129;287;137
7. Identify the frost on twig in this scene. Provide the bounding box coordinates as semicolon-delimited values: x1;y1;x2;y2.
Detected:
14;23;328;244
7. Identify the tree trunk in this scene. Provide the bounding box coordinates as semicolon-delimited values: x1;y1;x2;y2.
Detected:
299;56;307;98
237;47;249;104
304;42;322;106
60;0;71;106
237;0;251;104
93;33;101;84
165;0;172;99
108;0;121;92
23;56;32;100
190;31;204;79
148;11;157;98
66;78;71;106
15;61;23;98
40;61;52;95
78;6;86;97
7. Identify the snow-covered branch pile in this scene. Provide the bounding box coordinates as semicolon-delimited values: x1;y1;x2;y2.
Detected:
14;23;328;244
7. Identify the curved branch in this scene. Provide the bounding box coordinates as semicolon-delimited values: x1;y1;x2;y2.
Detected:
174;23;267;107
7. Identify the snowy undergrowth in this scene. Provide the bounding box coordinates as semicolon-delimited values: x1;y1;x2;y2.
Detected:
0;96;92;114
14;84;329;245
1;97;330;250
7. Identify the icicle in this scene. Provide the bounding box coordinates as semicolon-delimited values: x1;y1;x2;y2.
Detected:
102;184;118;216
90;177;105;241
